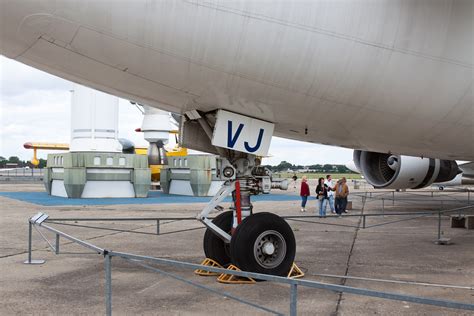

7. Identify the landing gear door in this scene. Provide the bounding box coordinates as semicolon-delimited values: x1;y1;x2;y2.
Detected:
179;118;221;155
211;110;274;157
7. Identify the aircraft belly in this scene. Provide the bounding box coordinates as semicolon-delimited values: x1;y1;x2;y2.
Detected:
1;0;473;160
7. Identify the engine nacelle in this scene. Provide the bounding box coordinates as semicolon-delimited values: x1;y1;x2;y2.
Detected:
435;173;474;187
353;150;460;189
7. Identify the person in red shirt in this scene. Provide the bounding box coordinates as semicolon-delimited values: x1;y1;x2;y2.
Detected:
300;176;310;212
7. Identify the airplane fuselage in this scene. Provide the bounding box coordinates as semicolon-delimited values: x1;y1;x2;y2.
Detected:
1;0;473;160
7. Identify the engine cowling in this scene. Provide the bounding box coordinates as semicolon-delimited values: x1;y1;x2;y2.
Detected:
353;150;460;189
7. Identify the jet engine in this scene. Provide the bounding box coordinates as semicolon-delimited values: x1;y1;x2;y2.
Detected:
353;150;460;189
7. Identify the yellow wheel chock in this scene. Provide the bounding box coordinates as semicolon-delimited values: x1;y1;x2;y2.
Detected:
217;265;256;284
287;262;305;279
196;259;303;282
194;258;223;276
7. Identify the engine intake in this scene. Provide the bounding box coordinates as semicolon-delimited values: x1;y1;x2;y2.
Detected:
354;150;460;189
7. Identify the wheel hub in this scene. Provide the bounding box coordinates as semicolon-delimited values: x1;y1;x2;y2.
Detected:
262;242;275;255
254;230;287;269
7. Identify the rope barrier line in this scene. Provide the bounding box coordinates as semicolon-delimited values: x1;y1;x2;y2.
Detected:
310;273;474;291
47;221;206;236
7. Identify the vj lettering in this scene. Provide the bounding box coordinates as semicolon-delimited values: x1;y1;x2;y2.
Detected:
227;120;264;153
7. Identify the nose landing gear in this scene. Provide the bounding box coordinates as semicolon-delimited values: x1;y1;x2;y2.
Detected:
199;156;295;277
183;109;294;276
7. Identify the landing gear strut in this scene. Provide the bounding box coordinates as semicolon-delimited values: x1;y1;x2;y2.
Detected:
198;154;294;276
203;211;233;266
182;109;294;276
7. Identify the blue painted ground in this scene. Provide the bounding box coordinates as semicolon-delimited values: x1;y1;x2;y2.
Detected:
0;191;301;206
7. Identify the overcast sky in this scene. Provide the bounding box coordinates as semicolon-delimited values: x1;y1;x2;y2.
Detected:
0;56;352;165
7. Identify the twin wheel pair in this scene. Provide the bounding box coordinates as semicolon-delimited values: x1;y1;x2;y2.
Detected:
203;211;296;276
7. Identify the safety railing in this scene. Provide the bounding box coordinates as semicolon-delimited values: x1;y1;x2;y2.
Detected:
43;202;474;245
352;188;472;208
25;212;474;315
0;168;44;177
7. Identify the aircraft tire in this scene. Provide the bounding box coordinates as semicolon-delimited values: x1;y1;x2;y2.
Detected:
230;212;295;276
203;211;233;266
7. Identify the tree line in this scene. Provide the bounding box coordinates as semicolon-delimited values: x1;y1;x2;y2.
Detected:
262;161;353;173
0;156;353;173
0;156;47;168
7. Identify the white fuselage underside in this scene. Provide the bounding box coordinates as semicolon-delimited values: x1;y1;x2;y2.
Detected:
1;0;473;160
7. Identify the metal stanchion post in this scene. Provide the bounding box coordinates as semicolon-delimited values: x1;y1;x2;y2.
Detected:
105;254;112;316
290;283;297;316
392;191;395;206
363;215;366;229
435;209;451;245
27;222;32;262
156;220;160;235
55;234;60;255
24;221;45;264
438;212;442;240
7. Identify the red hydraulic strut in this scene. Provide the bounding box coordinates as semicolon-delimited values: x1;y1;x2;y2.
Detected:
235;180;242;225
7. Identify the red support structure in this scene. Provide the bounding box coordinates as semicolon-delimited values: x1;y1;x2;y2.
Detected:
235;181;242;225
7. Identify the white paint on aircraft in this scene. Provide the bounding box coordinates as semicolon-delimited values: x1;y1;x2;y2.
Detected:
212;110;274;156
1;0;472;160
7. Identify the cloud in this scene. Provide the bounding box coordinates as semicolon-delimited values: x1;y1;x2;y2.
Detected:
0;56;71;97
0;57;353;164
264;137;353;165
118;100;149;147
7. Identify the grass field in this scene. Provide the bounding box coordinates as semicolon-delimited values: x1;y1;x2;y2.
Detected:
275;172;362;180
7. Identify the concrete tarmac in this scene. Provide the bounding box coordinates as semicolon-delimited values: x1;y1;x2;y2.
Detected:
1;183;473;315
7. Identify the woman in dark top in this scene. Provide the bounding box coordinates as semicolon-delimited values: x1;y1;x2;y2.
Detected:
292;174;298;189
315;177;328;217
300;176;310;212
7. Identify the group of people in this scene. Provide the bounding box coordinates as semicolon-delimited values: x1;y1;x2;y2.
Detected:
299;175;349;217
